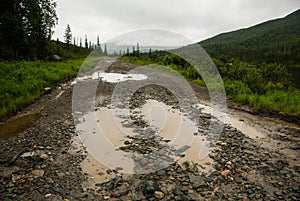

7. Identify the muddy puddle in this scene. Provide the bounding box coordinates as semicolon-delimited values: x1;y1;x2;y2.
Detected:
0;113;40;140
74;99;207;187
75;100;213;181
72;72;148;85
75;98;290;186
197;103;265;139
136;100;199;145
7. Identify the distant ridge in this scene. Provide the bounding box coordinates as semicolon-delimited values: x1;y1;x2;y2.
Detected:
199;9;300;65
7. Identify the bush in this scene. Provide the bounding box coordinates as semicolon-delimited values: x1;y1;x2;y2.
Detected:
0;59;85;119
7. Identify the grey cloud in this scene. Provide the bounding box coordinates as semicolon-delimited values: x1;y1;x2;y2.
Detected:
53;0;300;44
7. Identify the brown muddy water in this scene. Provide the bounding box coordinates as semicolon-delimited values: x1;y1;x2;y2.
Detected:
198;104;265;139
0;113;40;140
74;98;299;188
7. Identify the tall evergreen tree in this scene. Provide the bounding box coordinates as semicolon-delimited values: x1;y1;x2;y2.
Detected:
97;35;100;47
136;42;140;57
64;24;72;47
104;44;108;55
85;35;88;49
0;0;58;60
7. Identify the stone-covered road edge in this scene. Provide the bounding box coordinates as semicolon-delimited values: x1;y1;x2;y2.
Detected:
0;60;299;201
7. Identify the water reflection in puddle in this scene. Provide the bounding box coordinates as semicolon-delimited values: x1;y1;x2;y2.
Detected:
197;104;265;139
72;72;147;85
76;99;266;177
137;100;198;143
75;99;206;175
0;113;40;140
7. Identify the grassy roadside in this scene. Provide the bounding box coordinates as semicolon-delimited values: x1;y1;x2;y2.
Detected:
120;56;300;117
0;59;86;119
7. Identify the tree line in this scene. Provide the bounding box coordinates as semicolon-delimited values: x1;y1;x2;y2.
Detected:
0;0;58;60
0;1;98;61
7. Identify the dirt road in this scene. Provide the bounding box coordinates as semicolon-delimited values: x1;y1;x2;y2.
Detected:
0;59;299;200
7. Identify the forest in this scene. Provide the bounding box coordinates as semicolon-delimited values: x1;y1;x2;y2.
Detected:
121;49;300;117
0;0;94;119
0;1;299;119
199;9;300;65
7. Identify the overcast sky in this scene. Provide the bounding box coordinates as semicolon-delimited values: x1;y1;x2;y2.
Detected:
53;0;300;46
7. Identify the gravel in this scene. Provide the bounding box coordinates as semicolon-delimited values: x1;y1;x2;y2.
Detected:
0;59;299;200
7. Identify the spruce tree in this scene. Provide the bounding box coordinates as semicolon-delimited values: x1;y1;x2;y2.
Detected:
64;24;72;47
97;35;100;47
85;35;88;49
136;42;140;57
104;44;108;55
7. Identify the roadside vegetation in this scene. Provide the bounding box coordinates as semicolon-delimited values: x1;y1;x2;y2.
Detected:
0;0;107;120
121;51;300;117
0;59;82;119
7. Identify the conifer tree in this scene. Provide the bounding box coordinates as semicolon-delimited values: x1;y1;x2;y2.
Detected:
104;44;108;55
85;35;88;49
64;24;72;47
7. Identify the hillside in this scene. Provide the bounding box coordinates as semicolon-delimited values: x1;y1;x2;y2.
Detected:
199;9;300;65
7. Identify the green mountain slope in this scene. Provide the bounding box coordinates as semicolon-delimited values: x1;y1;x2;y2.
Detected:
199;9;300;65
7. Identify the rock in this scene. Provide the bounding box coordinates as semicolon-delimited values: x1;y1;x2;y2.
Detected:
143;180;158;194
175;145;190;154
189;175;206;189
39;153;49;159
154;191;165;199
221;170;231;176
44;87;52;94
63;120;72;125
52;54;62;62
216;141;227;146
45;194;52;198
226;161;233;166
249;194;256;198
234;176;242;183
31;170;45;177
44;194;64;201
21;151;35;158
156;170;166;176
112;189;130;197
111;176;122;189
50;187;66;196
275;191;282;196
116;167;123;171
12;174;21;182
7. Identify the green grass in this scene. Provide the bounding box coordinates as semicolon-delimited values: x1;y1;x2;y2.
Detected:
120;56;300;117
225;81;300;115
0;59;85;119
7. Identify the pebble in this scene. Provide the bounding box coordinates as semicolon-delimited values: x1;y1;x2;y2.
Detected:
154;191;165;199
31;170;45;177
0;65;299;201
221;170;231;176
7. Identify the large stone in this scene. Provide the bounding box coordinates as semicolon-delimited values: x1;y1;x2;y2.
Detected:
189;175;207;189
52;54;62;62
143;180;158;194
31;170;45;177
154;191;165;199
221;170;231;176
